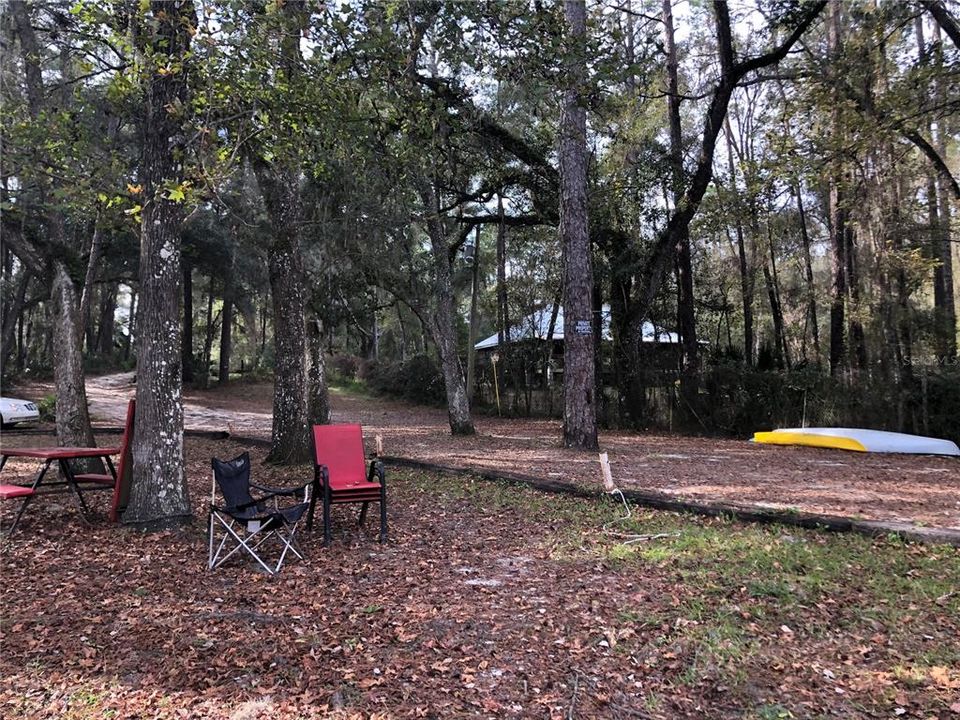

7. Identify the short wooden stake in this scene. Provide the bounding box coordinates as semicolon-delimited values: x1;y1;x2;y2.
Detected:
598;452;615;492
375;435;384;457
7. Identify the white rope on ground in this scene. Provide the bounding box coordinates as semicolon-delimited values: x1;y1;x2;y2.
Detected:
597;453;680;544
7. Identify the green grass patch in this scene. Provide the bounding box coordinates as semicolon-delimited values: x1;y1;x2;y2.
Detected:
400;468;960;703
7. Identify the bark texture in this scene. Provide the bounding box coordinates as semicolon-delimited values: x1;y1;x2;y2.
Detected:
51;262;96;447
182;259;194;383
252;162;311;463
560;0;598;450
417;183;475;435
308;318;331;425
1;269;30;378
218;248;234;386
827;0;847;375
795;183;820;364
124;0;195;528
10;0;98;447
96;284;117;356
663;0;699;407
247;0;320;463
931;22;957;359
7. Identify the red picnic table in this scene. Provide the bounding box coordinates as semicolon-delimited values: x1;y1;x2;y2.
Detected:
0;446;122;534
0;400;135;535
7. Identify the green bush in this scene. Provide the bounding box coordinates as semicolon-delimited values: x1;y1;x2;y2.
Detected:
364;354;445;405
330;354;361;382
37;394;56;422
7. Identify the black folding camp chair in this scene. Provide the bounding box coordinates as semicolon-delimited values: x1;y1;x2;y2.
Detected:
208;452;311;575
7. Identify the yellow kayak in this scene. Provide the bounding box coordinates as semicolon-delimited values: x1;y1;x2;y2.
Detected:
752;428;960;456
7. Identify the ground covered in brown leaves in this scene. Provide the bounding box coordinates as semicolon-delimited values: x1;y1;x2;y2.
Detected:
1;436;959;719
14;372;960;530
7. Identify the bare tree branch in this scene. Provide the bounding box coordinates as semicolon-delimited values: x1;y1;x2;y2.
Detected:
921;0;960;50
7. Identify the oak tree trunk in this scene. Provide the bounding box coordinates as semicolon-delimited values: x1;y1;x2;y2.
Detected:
846;223;867;372
827;1;847;376
96;283;117;356
466;231;480;404
51;262;96;448
931;22;957;359
496;197;512;395
10;0;98;447
1;270;30;378
415;180;475;435
308;318;331;425
123;288;136;361
794;183;821;364
248;0;316;463
123;0;195;528
267;201;310;462
200;274;216;389
218;252;234;386
722;121;755;367
252;163;311;464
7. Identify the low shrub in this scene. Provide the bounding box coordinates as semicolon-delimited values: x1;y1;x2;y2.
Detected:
330;354;361;382
364;354;445;405
37;394;56;422
698;362;960;441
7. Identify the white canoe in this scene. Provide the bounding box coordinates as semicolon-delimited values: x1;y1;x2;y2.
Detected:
753;427;960;457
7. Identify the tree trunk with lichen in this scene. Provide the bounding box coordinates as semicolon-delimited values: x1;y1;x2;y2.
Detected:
663;0;699;414
10;0;97;449
252;161;312;464
431;237;475;436
51;261;96;448
123;0;195;528
308;317;331;425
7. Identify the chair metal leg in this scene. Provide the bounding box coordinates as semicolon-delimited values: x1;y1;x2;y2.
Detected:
208;512;216;569
323;491;332;547
209;515;278;575
379;486;387;544
273;521;305;571
307;467;321;530
358;501;369;526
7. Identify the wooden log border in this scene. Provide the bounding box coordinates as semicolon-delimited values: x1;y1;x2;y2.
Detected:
379;455;960;548
68;430;955;548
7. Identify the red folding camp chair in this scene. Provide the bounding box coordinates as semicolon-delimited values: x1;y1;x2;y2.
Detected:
309;424;387;546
